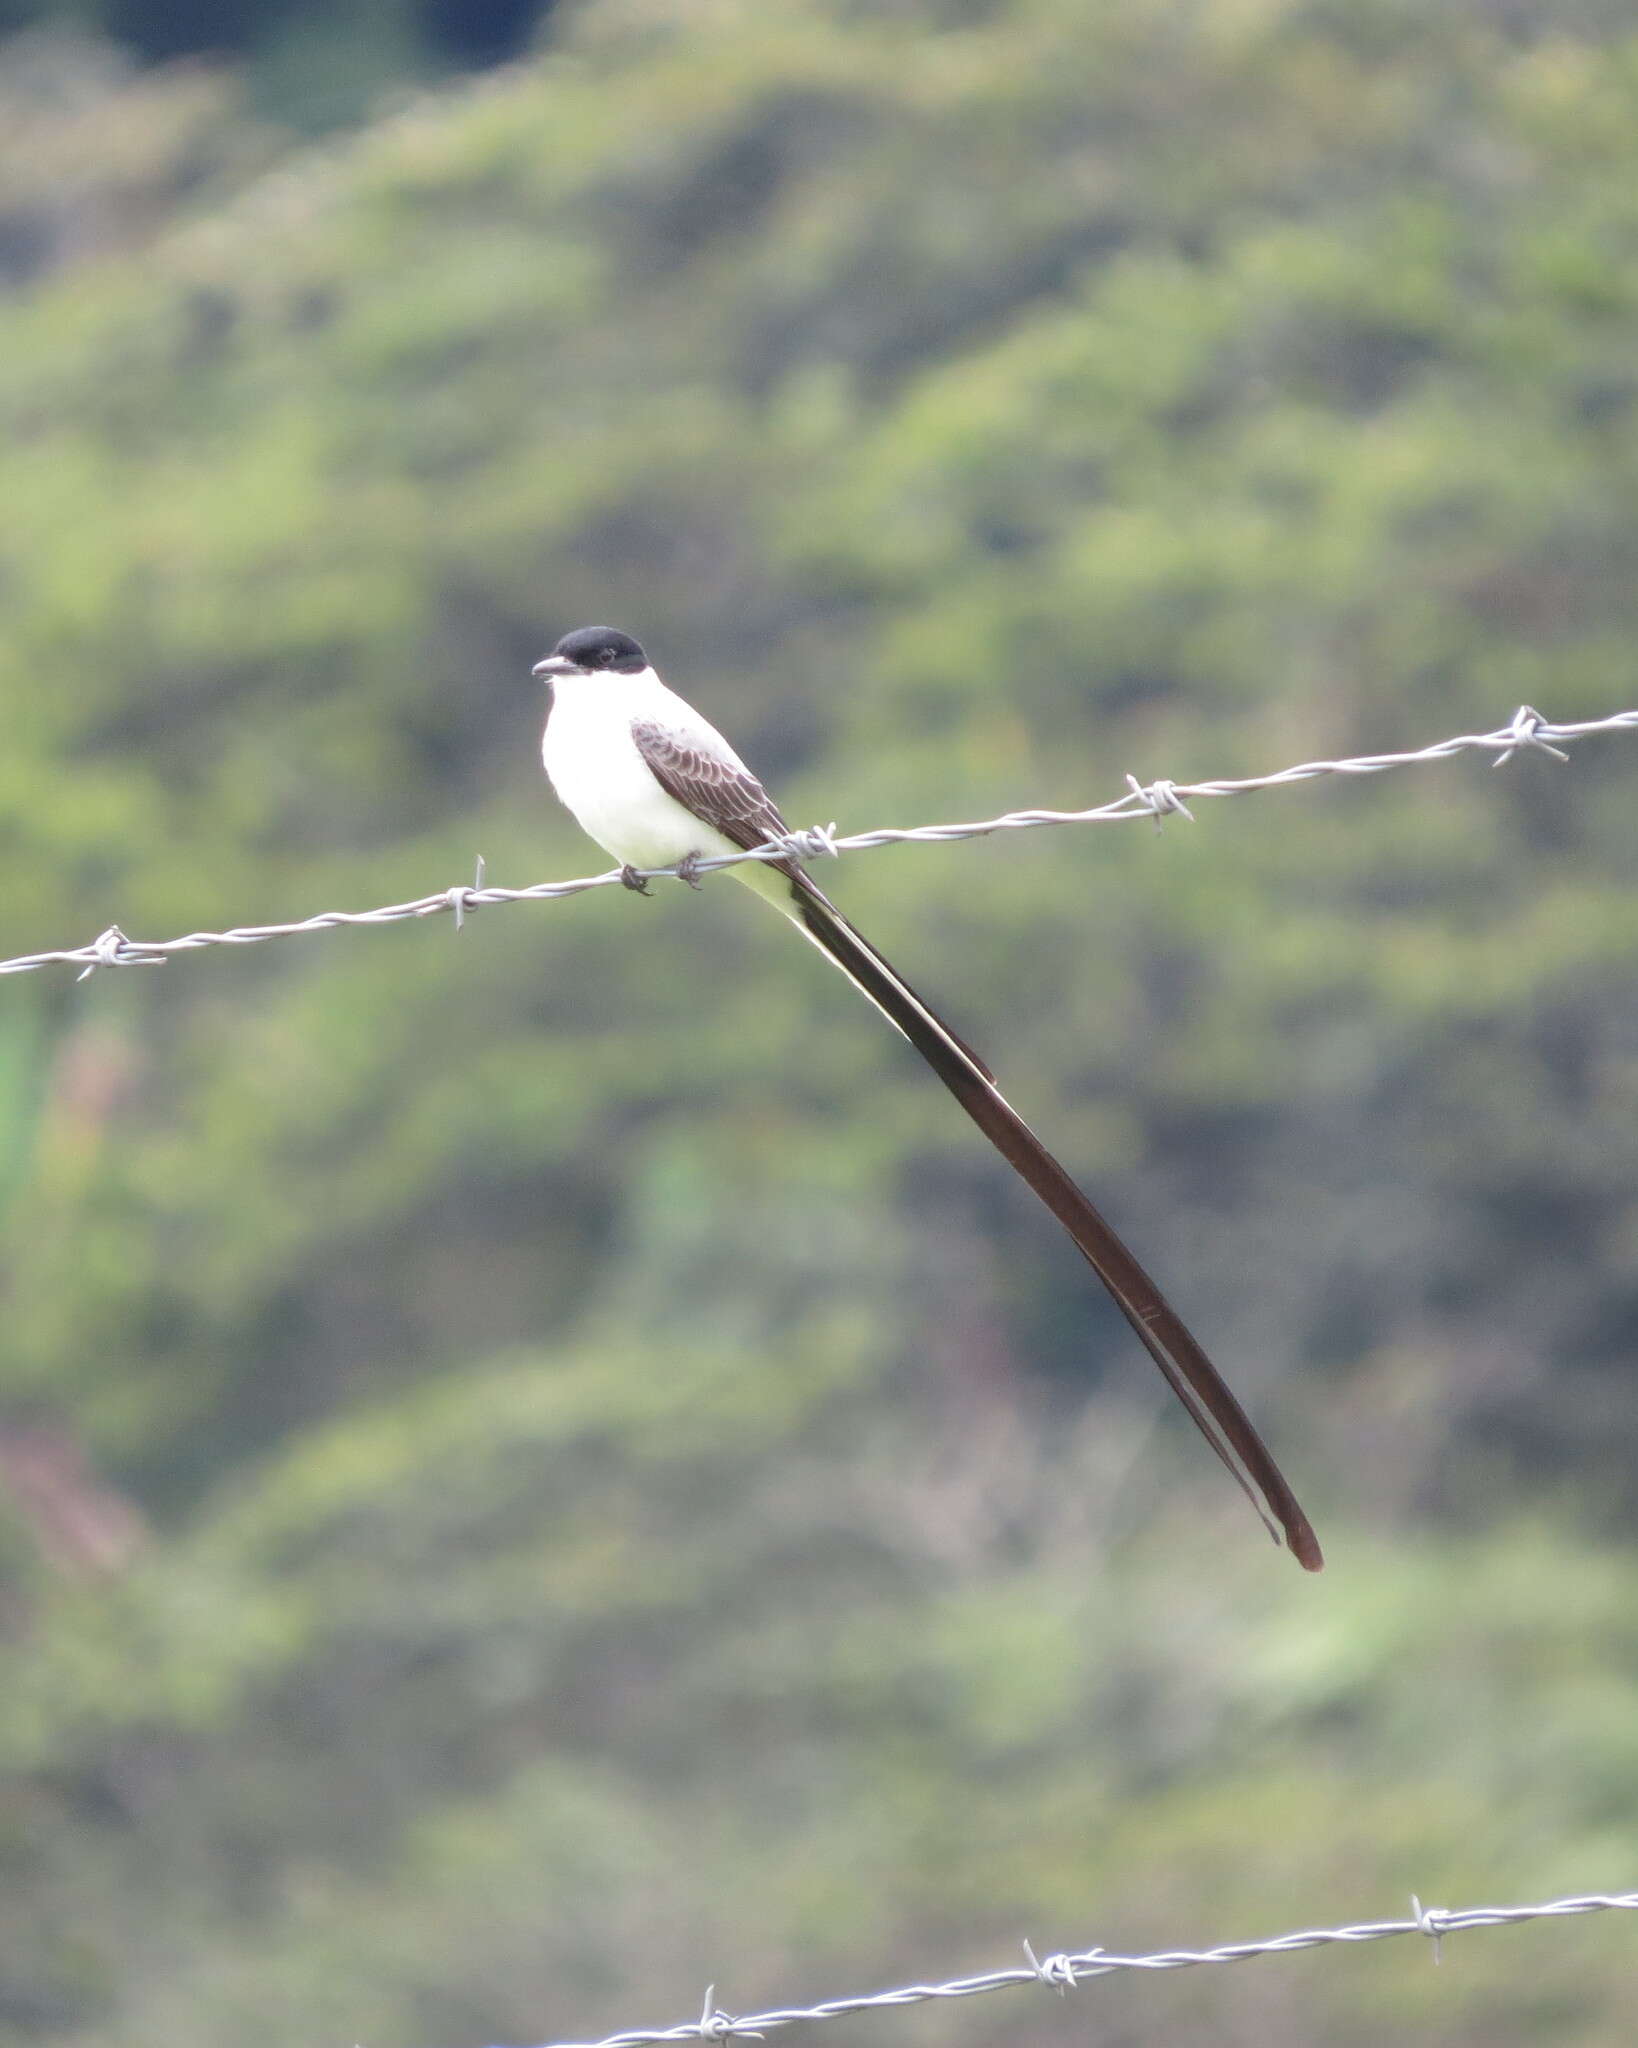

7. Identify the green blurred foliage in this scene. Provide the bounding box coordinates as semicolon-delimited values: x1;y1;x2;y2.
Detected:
1;0;549;127
3;0;1638;2041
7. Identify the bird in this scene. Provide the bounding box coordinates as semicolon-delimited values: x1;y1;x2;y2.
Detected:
532;625;1323;1571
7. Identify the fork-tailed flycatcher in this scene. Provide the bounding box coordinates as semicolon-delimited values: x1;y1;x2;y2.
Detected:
533;626;1322;1571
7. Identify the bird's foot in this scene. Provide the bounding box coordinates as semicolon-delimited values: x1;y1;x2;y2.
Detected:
618;864;652;896
675;851;706;891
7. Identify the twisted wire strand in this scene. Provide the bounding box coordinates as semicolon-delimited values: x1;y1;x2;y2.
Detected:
0;702;1618;982
534;1889;1638;2048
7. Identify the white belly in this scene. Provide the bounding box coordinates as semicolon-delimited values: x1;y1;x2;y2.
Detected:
541;668;746;871
540;662;886;1006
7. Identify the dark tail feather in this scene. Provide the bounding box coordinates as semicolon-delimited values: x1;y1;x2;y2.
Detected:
785;872;1323;1573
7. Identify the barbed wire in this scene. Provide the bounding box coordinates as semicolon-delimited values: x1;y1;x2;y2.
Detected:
532;1888;1638;2048
9;718;1635;2029
0;702;1624;983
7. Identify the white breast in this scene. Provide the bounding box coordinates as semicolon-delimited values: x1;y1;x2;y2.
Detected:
541;667;745;872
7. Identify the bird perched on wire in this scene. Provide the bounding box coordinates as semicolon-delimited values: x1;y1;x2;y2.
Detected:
533;625;1322;1572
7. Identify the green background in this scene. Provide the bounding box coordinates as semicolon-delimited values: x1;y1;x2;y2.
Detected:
2;1;1638;2041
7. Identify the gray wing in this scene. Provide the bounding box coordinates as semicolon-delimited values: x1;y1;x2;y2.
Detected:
631;718;797;869
635;712;999;1078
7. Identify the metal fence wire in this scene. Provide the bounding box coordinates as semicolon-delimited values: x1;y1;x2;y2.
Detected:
527;1890;1638;2048
1;702;1625;981
8;715;1638;2033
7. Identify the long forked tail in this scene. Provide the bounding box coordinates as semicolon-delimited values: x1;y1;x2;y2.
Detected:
777;869;1323;1572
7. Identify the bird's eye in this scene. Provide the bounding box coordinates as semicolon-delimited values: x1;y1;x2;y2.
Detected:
598;646;617;666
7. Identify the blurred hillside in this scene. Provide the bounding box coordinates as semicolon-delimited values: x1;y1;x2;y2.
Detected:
3;1;1638;2042
1;0;552;125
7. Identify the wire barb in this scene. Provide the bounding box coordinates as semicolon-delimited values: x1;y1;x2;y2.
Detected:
1124;773;1197;825
779;821;841;862
1409;1894;1446;1965
449;855;487;932
74;925;169;982
7;701;1638;981
696;1987;762;2044
1021;1937;1080;1995
1493;705;1571;768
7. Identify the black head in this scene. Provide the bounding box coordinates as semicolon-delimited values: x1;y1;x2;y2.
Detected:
532;626;649;680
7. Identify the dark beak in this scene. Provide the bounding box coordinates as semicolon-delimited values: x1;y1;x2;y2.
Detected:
532;654;576;679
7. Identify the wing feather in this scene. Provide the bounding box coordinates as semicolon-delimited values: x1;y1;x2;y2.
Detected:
631;719;795;866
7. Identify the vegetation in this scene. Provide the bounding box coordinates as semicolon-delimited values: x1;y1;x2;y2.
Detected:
0;0;551;122
2;1;1638;2040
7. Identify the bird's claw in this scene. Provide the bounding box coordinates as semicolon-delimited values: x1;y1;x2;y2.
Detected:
675;851;705;891
618;865;652;896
